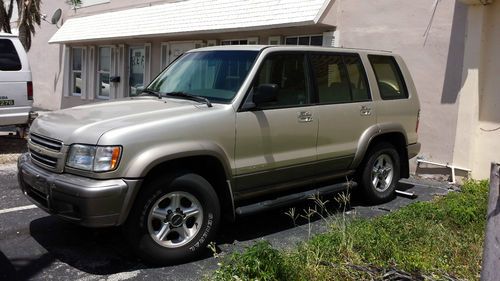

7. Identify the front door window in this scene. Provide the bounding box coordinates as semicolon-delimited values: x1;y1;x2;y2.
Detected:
129;47;145;96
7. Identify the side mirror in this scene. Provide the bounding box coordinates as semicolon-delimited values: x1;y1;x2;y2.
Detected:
240;84;279;111
253;84;278;104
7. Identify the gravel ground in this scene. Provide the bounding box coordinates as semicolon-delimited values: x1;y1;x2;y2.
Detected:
0;135;27;165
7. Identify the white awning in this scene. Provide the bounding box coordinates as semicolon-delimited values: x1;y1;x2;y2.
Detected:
49;0;331;44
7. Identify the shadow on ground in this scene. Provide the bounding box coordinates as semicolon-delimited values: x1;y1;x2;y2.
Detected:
13;181;439;277
24;193;353;276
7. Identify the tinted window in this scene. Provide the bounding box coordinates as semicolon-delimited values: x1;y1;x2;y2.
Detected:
252;53;310;108
369;55;408;99
344;56;370;101
310;54;351;103
0;39;21;71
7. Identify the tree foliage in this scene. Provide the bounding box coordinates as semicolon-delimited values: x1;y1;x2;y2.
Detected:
0;0;41;51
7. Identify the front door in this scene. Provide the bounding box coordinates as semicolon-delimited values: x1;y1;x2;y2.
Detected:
234;53;318;199
129;46;145;96
168;42;196;64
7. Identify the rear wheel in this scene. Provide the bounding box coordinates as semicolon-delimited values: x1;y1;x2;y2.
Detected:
359;142;401;203
124;173;220;265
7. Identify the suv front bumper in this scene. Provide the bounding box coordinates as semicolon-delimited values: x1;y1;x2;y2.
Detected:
17;153;141;227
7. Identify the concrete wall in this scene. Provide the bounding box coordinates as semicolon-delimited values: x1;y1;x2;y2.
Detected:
335;0;466;167
454;1;500;179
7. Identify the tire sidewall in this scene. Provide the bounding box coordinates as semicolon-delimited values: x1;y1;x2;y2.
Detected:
126;173;220;264
361;143;400;202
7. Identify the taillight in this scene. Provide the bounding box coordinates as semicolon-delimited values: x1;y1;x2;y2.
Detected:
416;109;420;133
27;81;33;101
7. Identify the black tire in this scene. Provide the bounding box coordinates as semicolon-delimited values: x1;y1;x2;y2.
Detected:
124;172;220;265
359;142;401;203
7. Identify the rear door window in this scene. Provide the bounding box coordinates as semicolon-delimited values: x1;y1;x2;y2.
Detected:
310;53;370;104
0;39;21;71
368;55;408;100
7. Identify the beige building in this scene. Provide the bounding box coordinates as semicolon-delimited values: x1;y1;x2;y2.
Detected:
27;0;499;179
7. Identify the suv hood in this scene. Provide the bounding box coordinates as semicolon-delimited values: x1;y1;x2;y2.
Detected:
30;98;204;145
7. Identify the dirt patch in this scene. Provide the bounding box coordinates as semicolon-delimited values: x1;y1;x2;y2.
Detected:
0;135;27;164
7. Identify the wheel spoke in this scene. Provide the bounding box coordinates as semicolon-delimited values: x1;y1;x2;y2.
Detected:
170;194;181;210
180;225;194;239
156;223;170;241
372;176;379;188
183;206;200;218
152;207;168;220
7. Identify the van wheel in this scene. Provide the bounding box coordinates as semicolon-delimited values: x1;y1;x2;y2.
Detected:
359;142;400;203
124;173;220;265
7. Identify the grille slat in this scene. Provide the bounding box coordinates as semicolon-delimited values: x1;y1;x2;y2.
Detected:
30;133;62;151
30;150;58;168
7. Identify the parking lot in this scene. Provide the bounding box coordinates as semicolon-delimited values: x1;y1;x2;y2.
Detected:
0;134;452;281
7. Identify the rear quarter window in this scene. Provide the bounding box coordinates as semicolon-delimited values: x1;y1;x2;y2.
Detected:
368;55;408;100
0;39;22;71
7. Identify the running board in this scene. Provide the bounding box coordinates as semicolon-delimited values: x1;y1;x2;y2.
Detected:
235;182;356;217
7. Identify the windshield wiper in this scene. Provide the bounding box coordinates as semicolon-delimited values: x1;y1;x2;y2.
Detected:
165;92;212;107
140;89;162;99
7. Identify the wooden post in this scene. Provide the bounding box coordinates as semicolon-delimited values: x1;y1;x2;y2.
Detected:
481;162;500;281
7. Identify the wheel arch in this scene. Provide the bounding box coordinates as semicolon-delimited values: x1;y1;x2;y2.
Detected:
119;143;235;224
352;123;409;178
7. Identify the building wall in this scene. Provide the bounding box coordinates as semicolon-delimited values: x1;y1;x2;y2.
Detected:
335;0;466;168
454;1;500;179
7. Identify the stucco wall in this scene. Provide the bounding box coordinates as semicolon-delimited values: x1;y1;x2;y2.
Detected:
454;1;500;179
335;0;466;167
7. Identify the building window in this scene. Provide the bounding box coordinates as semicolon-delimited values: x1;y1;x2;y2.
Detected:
221;38;258;45
285;35;323;46
97;47;111;99
129;46;145;96
268;36;281;45
71;48;83;96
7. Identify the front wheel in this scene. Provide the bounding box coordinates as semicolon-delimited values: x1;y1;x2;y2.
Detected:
359;142;401;203
124;173;220;265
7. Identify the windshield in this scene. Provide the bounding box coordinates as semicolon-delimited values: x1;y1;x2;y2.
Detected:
147;50;258;103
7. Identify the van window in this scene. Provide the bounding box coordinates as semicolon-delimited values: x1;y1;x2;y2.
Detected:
369;55;408;99
0;39;22;71
252;53;310;108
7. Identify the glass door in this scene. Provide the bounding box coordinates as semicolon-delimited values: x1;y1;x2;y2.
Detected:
129;47;145;96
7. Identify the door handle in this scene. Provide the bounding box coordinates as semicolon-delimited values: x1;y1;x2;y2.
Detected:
298;111;313;122
360;106;372;116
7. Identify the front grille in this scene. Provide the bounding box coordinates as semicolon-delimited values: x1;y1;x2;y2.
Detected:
30;133;63;151
30;149;58;168
28;133;66;172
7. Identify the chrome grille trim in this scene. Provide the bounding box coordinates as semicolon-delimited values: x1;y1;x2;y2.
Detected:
29;133;63;151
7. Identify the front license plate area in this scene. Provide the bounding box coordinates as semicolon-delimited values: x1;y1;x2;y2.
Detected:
0;100;15;106
23;170;49;195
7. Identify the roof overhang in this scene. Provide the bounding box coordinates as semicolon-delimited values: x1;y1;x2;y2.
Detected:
49;0;333;44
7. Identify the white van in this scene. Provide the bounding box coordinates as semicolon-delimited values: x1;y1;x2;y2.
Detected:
0;33;33;129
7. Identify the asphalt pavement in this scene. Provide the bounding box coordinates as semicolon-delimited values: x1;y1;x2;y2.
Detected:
0;159;452;281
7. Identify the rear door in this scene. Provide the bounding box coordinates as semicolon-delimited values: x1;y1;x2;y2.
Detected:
311;52;376;172
0;37;32;125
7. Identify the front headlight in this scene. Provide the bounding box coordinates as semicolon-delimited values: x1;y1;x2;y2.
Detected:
66;144;121;172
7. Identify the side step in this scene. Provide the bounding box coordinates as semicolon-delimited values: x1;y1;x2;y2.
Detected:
235;182;356;217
